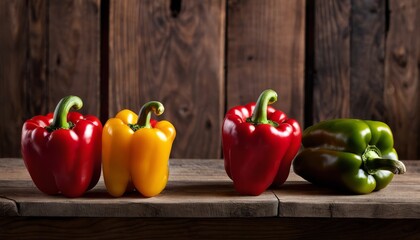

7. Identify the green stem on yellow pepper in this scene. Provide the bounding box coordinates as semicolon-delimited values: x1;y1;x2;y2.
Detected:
129;101;164;131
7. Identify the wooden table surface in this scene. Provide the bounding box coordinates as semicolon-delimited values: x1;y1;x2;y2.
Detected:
1;158;420;239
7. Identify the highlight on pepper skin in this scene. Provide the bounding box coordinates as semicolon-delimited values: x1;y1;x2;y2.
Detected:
21;95;103;198
102;101;176;198
222;89;302;196
293;118;406;194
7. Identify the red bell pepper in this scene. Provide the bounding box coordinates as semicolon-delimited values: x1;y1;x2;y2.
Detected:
222;89;302;196
21;96;102;197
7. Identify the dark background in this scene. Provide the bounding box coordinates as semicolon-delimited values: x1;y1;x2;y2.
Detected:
0;0;419;159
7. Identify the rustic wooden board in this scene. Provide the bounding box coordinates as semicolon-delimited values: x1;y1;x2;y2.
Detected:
48;0;101;116
0;199;17;217
276;182;420;218
226;0;305;124
109;0;225;158
0;158;277;217
1;158;420;219
277;160;420;218
0;0;28;157
1;217;420;240
384;0;420;160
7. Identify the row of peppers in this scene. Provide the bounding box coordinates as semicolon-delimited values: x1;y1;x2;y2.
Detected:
21;96;175;198
21;90;406;198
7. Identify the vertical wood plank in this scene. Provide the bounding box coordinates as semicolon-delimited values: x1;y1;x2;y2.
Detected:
418;5;420;161
350;0;386;120
25;0;48;119
109;0;140;114
48;0;101;116
227;0;305;125
109;0;226;158
385;0;420;159
312;0;351;123
0;1;28;157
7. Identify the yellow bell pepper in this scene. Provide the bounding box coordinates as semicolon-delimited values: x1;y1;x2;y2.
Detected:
102;101;176;197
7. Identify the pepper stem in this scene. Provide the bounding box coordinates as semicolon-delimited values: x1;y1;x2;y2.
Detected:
136;101;164;129
49;96;83;130
362;145;406;174
247;89;278;127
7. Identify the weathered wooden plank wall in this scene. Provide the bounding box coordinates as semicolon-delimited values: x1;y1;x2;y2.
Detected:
384;0;420;161
227;0;305;125
109;0;225;158
0;0;100;157
0;0;28;157
48;0;101;117
0;0;419;159
311;0;419;160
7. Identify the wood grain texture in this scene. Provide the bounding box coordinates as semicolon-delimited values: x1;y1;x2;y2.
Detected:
227;0;305;124
0;0;100;157
384;0;420;160
350;0;386;120
312;0;351;122
0;158;277;217
1;0;419;159
276;182;420;218
1;217;420;240
0;158;420;239
1;158;420;219
48;0;101;116
109;0;225;158
0;199;18;217
278;160;420;218
0;0;27;157
25;0;48;119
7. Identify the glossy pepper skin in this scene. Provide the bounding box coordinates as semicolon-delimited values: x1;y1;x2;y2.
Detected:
102;101;176;197
293;119;406;194
222;89;302;196
21;96;102;198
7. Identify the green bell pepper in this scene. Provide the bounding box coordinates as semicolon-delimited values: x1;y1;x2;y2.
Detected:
293;119;406;194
